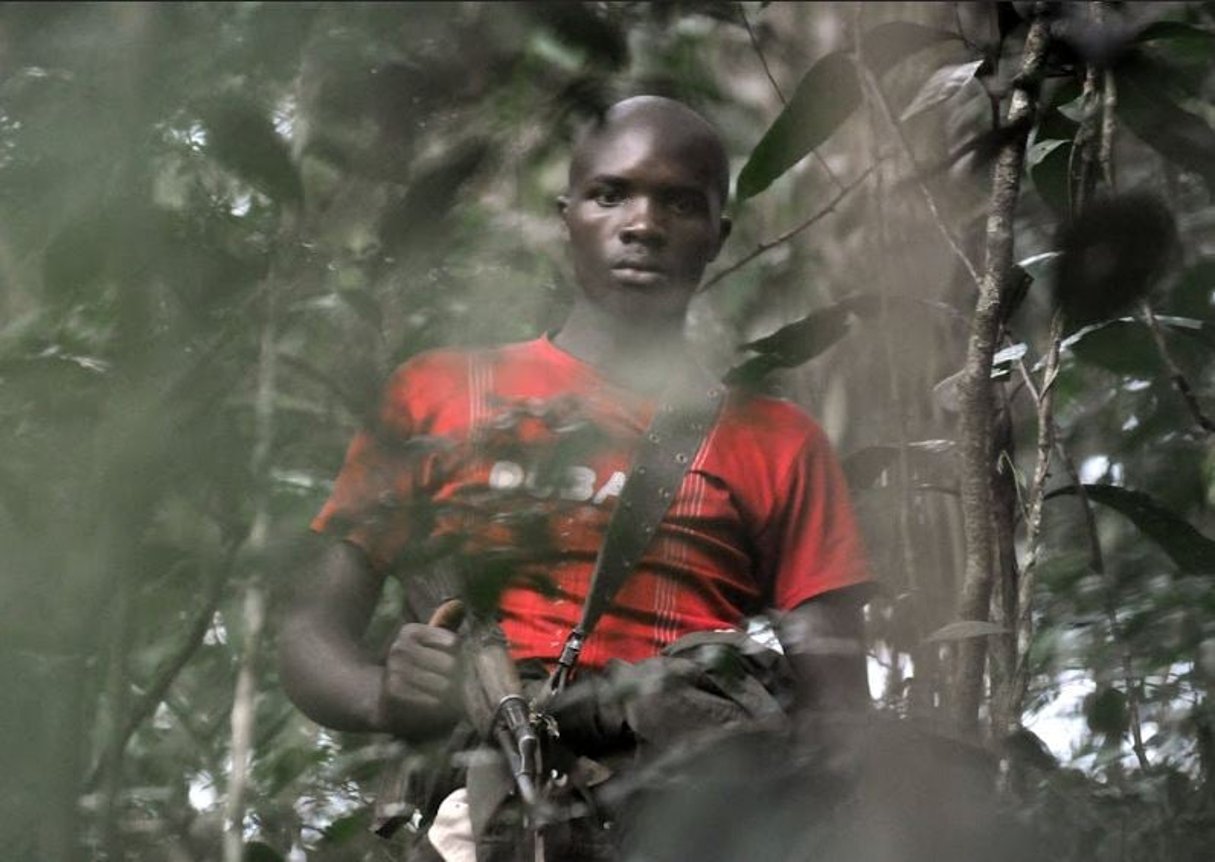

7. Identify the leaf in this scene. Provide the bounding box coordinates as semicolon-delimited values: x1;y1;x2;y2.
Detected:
992;343;1027;379
525;2;627;68
736;52;862;201
1028;138;1072;216
1163;258;1215;319
1065;320;1161;376
1018;251;1061;283
859;21;958;77
726;300;855;384
1085;687;1129;738
380;139;492;254
1054;192;1178;329
337;289;383;333
1025;138;1067;169
243;842;285;862
201;98;303;206
1116;59;1215;195
1047;484;1215;574
1134;21;1215;67
841;440;955;491
900;60;985;122
925;620;1009;643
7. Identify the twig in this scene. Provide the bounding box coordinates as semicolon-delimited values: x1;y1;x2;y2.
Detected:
738;2;844;191
1051;435;1151;770
1099;69;1117;189
1004;314;1063;733
855;53;983;289
699;161;880;292
739;2;786;105
1141;303;1215;434
951;7;1052;737
82;549;235;792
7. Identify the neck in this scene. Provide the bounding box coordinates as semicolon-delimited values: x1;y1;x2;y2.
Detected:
552;299;691;394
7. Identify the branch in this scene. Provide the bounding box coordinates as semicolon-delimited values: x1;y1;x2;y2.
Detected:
699;162;880;292
223;283;279;862
1142;303;1215;434
1004;314;1063;733
951;7;1052;736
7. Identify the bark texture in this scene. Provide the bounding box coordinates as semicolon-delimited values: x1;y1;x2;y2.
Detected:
952;9;1052;736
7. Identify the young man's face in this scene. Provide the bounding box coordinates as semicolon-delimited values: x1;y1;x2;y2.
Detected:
560;113;731;324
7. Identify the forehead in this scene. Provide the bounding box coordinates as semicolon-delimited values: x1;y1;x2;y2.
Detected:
573;118;725;198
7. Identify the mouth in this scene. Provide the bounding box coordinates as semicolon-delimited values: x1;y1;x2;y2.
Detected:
611;262;668;284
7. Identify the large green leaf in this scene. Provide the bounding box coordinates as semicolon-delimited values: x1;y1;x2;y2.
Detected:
201;98;303;206
859;21;958;77
736;52;862;201
1048;484;1215;574
1116;58;1215;195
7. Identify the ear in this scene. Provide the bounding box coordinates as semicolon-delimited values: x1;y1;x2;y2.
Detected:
708;215;732;262
556;194;570;215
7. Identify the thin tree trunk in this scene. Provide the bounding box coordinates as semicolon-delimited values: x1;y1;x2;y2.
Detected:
952;7;1051;736
223;291;278;862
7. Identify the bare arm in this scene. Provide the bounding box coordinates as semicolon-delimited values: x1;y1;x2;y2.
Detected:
277;539;460;740
775;588;869;715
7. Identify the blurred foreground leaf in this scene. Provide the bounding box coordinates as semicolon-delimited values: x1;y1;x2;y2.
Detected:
1054;192;1177;330
201;98;302;206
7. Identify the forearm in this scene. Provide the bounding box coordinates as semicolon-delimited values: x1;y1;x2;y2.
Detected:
777;590;869;714
279;615;386;733
278;539;388;733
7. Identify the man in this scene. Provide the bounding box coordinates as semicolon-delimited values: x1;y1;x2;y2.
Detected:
279;96;872;859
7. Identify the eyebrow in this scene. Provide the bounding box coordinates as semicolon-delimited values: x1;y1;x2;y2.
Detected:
584;174;707;196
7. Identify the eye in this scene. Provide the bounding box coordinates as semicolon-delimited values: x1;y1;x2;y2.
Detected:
667;192;706;215
592;186;625;207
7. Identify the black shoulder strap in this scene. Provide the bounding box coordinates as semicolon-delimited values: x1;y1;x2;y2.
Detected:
544;364;726;694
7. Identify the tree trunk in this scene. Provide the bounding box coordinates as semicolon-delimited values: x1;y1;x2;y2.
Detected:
951;8;1051;736
223;293;278;862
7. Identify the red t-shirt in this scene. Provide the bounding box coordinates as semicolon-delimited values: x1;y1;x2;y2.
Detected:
312;336;870;670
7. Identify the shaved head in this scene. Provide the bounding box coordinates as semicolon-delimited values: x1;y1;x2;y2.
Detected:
568;96;731;207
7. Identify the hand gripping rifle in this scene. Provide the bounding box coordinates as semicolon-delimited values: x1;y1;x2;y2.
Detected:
427;597;551;818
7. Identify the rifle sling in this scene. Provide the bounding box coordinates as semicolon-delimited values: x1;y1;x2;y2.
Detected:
545;367;725;695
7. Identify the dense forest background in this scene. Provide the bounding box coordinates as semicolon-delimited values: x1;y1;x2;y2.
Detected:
2;2;1215;859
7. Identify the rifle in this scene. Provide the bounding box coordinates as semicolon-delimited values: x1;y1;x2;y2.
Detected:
427;597;551;817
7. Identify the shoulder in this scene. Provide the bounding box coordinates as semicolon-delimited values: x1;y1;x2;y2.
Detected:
716;389;827;454
384;339;545;394
377;339;545;430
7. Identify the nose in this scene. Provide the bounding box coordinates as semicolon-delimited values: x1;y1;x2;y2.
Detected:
619;196;665;246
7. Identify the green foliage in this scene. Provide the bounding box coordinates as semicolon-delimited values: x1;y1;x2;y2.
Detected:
1049;484;1215;575
735;52;862;201
3;2;1215;860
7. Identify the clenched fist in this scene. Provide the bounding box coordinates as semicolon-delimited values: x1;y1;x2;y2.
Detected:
376;623;462;739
